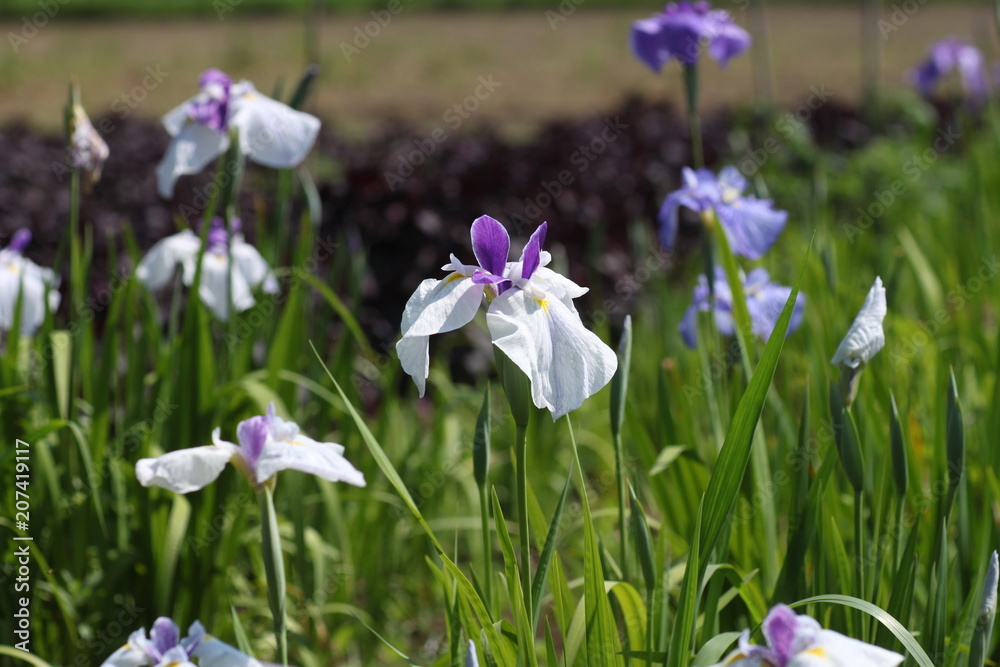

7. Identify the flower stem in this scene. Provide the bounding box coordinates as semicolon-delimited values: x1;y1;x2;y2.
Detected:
514;423;531;614
682;63;704;169
259;486;288;665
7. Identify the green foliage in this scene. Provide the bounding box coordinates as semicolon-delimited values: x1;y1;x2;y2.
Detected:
1;100;999;666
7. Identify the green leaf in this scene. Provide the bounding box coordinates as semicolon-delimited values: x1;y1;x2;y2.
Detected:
310;342;444;554
568;416;622;666
790;595;935;667
532;465;573;629
668;505;703;667
699;241;811;557
690;631;741;667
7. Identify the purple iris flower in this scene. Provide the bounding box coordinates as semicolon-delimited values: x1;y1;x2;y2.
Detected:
187;68;232;132
679;266;804;348
631;1;751;72
909;38;988;101
660;166;787;260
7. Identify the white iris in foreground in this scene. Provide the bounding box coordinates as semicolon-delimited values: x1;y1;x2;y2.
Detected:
100;617;259;667
831;276;886;404
711;604;903;667
136;402;365;494
396;215;617;420
134;217;278;322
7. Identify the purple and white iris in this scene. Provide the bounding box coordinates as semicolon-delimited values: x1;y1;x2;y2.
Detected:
396;215;617;420
909;39;988;102
660;166;787;259
710;604;903;667
631;1;751;72
679;266;804;348
135;217;279;322
136;402;365;494
100;616;259;667
0;229;61;336
157;68;321;198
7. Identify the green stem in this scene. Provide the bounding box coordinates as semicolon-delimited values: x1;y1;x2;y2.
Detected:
514;423;531;614
479;482;494;613
682;64;704;169
259;486;288;665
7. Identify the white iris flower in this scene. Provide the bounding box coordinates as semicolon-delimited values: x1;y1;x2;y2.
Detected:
396;215;617;420
134;217;278;322
157;68;320;199
136;402;365;494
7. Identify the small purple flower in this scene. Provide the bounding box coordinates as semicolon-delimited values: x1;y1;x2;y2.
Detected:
909;38;988;101
660;166;787;259
708;604;903;667
679;266;804;348
631;1;751;72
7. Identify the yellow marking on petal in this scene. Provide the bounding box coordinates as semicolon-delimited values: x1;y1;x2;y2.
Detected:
724;652;747;665
535;297;549;313
444;272;465;285
805;647;827;658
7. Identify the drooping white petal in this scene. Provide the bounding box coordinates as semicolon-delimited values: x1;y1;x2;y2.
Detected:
254;439;366;488
192;634;263;667
156;121;231;198
466;639;480;667
831;277;886;369
229;84;320;169
0;253;60;336
396;275;484;395
193;250;257;321
397;335;432;397
487;287;617;419
231;236;279;293
135;444;236;494
135;230;202;291
787;629;903;667
98;641;151;667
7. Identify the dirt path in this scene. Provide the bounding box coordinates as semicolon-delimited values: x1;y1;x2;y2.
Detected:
0;5;993;135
